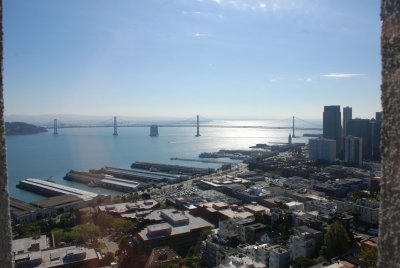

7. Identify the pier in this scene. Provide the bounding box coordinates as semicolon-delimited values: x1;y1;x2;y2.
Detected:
170;157;232;164
17;178;103;202
98;167;184;183
64;170;143;192
130;161;215;176
150;125;159;137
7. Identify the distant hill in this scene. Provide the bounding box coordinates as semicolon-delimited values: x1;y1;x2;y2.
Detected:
5;122;48;136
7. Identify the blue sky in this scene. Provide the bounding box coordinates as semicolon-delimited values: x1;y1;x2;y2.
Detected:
4;0;381;120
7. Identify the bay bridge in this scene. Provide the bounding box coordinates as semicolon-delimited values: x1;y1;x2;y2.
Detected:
47;115;322;137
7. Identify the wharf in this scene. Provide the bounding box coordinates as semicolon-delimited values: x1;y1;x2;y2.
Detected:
64;170;103;184
130;161;215;176
64;170;143;192
98;167;183;184
170;157;231;164
17;178;101;201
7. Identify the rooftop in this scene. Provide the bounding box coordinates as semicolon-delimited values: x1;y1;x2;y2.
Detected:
100;177;140;189
145;246;180;268
138;209;213;241
10;197;38;217
218;209;254;220
243;204;269;214
16;246;99;267
160;209;189;225
20;178;99;201
296;225;321;235
98;199;158;214
12;235;48;255
31;194;84;209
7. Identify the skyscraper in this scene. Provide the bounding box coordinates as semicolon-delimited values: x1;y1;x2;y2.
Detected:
323;105;342;156
373;112;382;160
309;137;336;163
347;119;373;160
344;135;363;167
343;106;352;137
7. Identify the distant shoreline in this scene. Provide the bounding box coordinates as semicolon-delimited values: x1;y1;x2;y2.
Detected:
5;122;48;136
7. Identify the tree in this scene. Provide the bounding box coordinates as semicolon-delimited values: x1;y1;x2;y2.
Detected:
103;252;115;264
141;192;151;199
322;221;350;258
112;218;136;233
118;235;131;253
186;227;212;258
13;222;41;237
79;224;101;243
112;195;122;204
75;210;92;225
351;190;371;202
294;257;318;268
95;212;114;229
58;213;77;229
361;247;378;268
54;228;81;245
254;212;266;224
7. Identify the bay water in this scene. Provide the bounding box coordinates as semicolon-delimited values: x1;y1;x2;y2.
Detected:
6;120;321;202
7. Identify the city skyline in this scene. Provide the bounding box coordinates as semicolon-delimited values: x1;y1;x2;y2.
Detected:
4;0;381;119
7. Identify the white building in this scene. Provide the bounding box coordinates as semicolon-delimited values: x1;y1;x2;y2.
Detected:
290;232;316;259
221;255;266;268
12;235;49;255
269;247;290;268
219;218;254;243
12;235;100;268
308;138;336;163
344;135;363;167
355;198;379;225
286;201;304;211
237;244;280;266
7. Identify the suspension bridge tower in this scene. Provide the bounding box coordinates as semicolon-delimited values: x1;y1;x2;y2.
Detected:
195;115;201;137
53;119;58;135
292;116;296;138
150;125;159;137
113;116;118;136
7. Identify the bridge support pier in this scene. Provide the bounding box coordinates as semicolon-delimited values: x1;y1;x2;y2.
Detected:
195;115;201;137
150;125;159;137
113;116;118;136
53;119;58;135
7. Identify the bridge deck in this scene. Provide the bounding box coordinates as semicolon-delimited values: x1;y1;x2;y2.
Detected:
46;124;322;131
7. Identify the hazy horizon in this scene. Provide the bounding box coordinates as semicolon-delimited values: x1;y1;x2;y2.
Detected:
5;113;325;125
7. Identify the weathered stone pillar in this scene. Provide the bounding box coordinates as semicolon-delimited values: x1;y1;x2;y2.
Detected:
0;0;13;266
379;1;400;267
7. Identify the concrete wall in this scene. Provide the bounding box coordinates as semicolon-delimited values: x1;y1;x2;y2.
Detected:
379;0;400;267
0;0;13;266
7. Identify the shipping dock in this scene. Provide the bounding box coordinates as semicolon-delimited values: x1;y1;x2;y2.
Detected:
130;161;215;176
97;167;186;184
170;157;232;164
64;170;143;192
17;178;106;202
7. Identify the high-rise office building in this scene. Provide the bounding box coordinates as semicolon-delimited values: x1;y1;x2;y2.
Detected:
373;112;382;161
323;105;342;156
309;137;336;163
347;119;373;160
343;106;352;137
375;112;382;122
344;136;363;167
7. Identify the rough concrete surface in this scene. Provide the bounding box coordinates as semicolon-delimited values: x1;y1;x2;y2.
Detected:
379;0;400;267
0;0;13;266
